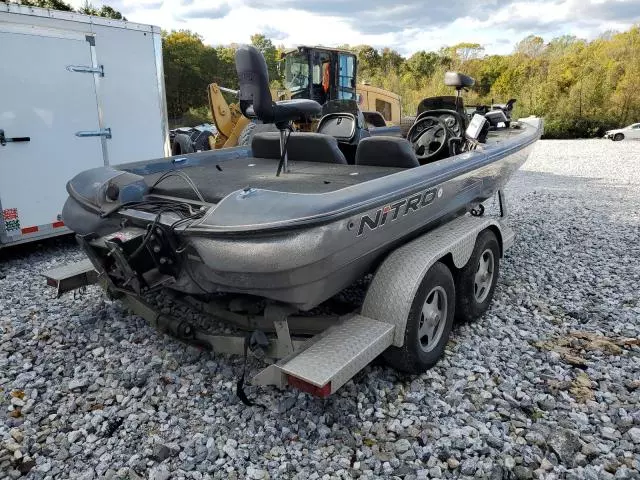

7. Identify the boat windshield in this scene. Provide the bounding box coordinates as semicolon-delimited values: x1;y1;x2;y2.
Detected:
284;53;309;92
321;99;359;116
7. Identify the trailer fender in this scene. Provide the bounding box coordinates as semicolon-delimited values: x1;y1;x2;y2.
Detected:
362;215;512;347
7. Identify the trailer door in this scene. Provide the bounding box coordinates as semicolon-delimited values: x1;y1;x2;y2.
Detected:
0;28;104;241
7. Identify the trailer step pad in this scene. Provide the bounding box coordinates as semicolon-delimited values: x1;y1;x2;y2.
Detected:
280;315;394;394
42;258;98;297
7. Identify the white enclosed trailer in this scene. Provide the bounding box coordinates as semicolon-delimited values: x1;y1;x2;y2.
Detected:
0;4;169;247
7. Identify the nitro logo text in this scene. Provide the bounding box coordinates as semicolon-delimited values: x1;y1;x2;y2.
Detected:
357;188;438;236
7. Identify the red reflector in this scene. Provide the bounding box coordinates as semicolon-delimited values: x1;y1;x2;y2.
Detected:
52;221;65;228
287;375;331;398
21;226;38;234
46;278;58;287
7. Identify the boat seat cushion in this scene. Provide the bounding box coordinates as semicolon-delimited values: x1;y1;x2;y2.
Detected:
355;136;420;168
251;132;347;164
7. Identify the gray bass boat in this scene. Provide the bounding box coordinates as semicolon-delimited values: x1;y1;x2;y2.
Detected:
62;46;542;312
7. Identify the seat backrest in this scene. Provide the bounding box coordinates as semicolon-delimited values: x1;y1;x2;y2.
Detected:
355;136;419;168
235;45;274;123
251;132;347;164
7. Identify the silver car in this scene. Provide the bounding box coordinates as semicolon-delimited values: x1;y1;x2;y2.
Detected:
605;123;640;141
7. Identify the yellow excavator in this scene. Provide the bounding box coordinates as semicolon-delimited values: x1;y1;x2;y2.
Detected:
172;45;404;153
207;83;253;149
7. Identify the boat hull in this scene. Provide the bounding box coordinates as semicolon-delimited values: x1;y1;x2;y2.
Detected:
165;141;534;309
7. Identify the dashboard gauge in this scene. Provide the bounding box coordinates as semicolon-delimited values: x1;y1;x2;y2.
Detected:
441;114;461;135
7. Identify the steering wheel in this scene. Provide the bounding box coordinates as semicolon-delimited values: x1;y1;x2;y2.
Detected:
407;116;450;162
416;110;465;137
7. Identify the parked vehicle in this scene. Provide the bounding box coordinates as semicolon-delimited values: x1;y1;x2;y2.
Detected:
0;3;169;248
169;124;217;155
605;123;640;141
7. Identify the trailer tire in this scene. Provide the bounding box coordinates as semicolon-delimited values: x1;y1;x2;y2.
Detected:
454;229;500;322
172;133;195;155
383;261;455;373
238;121;278;147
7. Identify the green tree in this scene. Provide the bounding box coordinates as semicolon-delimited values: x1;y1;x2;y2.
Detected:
98;5;125;19
16;0;74;11
515;35;545;57
15;0;126;19
162;30;219;119
250;34;280;82
442;42;485;64
380;48;404;74
405;51;441;78
354;45;381;75
78;0;98;15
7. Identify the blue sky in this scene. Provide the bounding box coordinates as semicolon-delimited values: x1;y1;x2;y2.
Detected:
71;0;640;55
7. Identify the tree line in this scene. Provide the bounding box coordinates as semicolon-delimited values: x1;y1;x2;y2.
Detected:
7;0;640;138
163;27;640;138
9;0;126;19
161;31;281;127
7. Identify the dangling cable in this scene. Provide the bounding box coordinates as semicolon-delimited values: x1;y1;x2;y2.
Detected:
150;170;206;202
236;334;266;408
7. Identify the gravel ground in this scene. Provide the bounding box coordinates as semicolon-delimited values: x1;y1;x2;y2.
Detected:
1;139;640;480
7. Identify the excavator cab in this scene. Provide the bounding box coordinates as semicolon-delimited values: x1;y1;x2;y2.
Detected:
282;47;357;105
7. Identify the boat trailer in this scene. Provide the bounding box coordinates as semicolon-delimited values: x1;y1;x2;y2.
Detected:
43;194;512;398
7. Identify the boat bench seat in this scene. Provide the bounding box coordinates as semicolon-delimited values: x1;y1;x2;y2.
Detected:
355;136;420;168
251;132;347;164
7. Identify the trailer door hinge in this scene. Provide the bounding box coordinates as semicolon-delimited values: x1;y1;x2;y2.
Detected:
75;128;112;139
66;64;104;77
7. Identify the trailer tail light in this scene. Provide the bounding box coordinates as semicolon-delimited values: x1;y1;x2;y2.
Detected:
286;375;331;398
21;226;39;234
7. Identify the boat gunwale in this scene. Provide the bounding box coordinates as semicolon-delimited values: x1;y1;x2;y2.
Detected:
181;120;542;235
68;118;542;236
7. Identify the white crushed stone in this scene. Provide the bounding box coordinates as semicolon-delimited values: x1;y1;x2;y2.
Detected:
1;139;639;479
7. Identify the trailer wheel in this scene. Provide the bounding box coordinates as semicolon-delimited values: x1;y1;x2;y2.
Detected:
171;133;195;155
238;121;278;147
383;262;455;373
455;229;500;322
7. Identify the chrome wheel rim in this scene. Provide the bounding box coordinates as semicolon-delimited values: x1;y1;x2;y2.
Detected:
418;286;448;352
474;249;495;303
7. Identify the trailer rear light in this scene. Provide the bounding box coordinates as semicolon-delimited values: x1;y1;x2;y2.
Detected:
21;226;38;234
286;375;331;398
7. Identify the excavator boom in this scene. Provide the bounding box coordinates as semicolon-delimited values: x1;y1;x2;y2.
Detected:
207;83;250;148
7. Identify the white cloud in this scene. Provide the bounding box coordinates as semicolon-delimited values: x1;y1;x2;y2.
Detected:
70;0;640;55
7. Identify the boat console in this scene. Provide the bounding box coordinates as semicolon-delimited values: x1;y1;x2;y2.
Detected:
404;71;491;162
471;98;517;128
